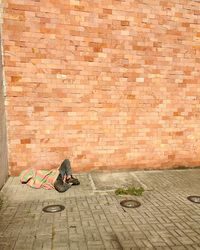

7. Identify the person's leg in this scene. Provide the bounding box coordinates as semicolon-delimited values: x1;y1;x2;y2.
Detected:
56;159;80;187
59;159;80;185
59;159;72;179
54;159;73;192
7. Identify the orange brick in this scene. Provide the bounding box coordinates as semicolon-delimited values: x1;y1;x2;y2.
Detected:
21;139;31;144
2;0;200;175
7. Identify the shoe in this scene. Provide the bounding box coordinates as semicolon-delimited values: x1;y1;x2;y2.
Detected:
66;176;80;185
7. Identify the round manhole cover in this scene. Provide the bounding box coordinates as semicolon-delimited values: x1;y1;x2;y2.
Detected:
42;205;65;213
187;196;200;204
120;199;141;208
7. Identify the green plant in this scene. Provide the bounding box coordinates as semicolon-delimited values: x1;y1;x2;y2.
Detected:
115;186;144;196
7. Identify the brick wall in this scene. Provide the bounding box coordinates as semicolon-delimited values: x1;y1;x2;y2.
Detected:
0;0;8;187
2;0;200;175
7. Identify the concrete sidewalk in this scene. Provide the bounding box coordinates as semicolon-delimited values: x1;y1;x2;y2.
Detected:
0;169;200;250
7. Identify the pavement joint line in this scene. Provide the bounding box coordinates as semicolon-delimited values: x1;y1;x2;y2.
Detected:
133;168;200;174
84;195;107;249
131;172;153;191
94;189;115;194
1;169;200;249
88;173;96;191
1;177;13;192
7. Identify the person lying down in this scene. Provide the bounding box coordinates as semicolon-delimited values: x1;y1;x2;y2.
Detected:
20;159;80;192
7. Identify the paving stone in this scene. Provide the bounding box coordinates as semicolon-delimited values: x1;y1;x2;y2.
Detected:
0;237;17;250
1;169;200;249
14;236;35;250
91;172;142;190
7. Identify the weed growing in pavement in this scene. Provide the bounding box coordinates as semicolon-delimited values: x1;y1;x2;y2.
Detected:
115;186;144;196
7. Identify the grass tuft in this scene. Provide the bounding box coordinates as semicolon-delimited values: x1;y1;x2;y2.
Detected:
115;186;144;196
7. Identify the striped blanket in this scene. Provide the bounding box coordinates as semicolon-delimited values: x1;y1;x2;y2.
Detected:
20;168;59;190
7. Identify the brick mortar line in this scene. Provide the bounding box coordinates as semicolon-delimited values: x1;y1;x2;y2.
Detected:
73;198;89;250
152;190;199;245
85;196;108;249
99;196;141;249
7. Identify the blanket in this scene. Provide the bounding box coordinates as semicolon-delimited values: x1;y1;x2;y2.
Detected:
20;168;59;190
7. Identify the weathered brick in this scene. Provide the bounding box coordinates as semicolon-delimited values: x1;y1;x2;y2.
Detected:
1;0;200;175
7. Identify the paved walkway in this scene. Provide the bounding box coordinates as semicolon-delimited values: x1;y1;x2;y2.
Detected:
0;169;200;250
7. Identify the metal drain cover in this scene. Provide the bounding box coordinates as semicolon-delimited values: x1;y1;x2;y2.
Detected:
187;196;200;204
42;205;65;213
120;199;141;208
